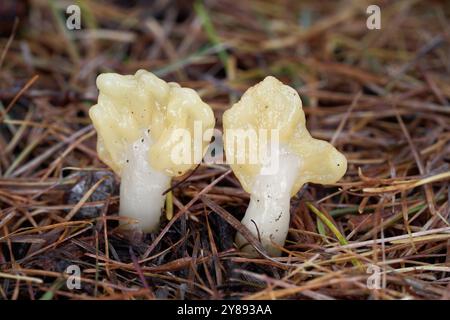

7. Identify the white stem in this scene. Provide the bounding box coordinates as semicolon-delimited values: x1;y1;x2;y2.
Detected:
119;132;170;232
235;145;300;256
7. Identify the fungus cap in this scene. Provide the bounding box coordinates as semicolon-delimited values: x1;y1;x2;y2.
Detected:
223;76;347;196
89;69;215;176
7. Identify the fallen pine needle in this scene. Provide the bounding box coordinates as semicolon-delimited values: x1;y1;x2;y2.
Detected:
363;171;450;193
0;271;43;284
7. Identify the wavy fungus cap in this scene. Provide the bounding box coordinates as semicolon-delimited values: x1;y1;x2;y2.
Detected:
223;76;347;196
89;69;215;176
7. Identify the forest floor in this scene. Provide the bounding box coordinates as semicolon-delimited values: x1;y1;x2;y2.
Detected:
0;0;449;299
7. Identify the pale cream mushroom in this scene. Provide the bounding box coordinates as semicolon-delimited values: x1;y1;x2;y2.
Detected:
89;70;215;232
223;76;347;256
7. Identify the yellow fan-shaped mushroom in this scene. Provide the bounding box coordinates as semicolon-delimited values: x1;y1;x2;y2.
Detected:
223;76;347;256
90;70;215;232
